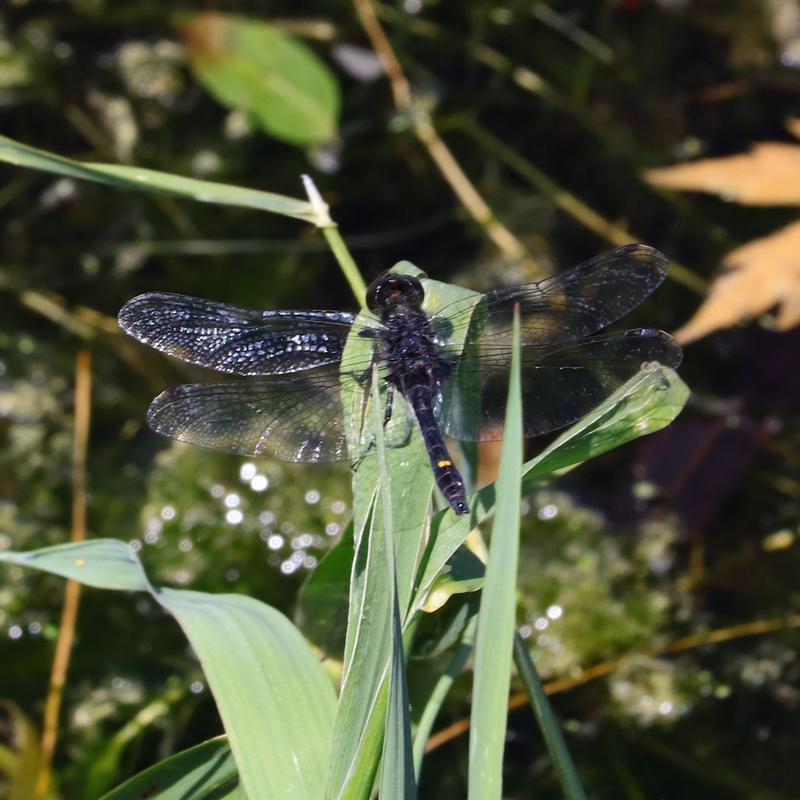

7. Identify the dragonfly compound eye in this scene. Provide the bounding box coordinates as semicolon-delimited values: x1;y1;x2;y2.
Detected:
366;274;424;314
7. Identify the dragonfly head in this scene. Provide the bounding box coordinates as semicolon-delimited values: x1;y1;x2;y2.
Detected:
366;273;424;318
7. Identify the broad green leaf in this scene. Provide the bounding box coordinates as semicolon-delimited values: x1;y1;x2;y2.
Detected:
162;588;336;799
468;309;523;800
0;540;336;800
0;135;316;222
183;13;340;146
411;364;689;619
328;265;481;799
100;737;241;800
0;539;150;591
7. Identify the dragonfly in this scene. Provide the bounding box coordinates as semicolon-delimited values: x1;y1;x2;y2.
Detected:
118;243;682;516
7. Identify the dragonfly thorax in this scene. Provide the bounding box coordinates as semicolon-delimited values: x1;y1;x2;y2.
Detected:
380;309;441;376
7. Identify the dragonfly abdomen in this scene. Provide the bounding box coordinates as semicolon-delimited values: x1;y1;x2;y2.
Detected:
403;377;469;515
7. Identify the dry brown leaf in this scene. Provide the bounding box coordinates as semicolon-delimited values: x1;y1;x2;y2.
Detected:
645;143;800;205
674;220;800;343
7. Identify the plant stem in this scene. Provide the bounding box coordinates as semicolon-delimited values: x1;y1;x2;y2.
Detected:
352;0;539;273
429;612;800;753
322;226;367;302
302;174;367;302
35;350;92;799
513;633;588;800
457;119;708;296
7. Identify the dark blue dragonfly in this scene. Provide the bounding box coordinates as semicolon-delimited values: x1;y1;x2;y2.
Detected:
118;243;682;515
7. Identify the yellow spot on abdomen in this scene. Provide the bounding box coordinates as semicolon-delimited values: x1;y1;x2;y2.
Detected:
437;459;452;468
75;559;85;567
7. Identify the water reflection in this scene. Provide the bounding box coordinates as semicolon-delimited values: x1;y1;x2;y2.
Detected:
138;441;351;589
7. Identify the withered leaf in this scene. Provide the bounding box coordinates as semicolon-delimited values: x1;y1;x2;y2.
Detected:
645;143;800;206
674;220;800;343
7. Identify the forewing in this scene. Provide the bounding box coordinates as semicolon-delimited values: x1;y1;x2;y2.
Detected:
432;244;668;354
441;329;683;441
146;365;350;462
118;291;366;376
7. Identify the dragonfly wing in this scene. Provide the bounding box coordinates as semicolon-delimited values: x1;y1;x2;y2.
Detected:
439;329;683;441
118;292;368;376
146;364;350;462
432;244;669;352
146;359;410;462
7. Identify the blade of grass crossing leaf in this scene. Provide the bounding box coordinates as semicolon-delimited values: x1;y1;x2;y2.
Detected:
468;307;523;800
371;367;416;800
513;635;588;800
0;135;317;222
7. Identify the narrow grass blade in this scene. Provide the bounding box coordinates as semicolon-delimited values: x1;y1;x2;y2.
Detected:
0;135;317;223
0;540;336;800
468;307;523;800
380;599;416;800
371;368;416;800
100;737;241;800
513;635;587;800
410;364;689;620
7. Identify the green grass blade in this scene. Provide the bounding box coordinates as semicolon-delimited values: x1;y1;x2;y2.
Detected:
0;540;336;800
0;135;317;223
371;368;416;800
468;308;523;800
410;364;689;620
512;635;588;800
100;737;242;800
381;599;416;800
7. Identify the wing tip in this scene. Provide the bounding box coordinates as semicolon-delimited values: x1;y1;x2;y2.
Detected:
633;327;684;369
117;292;178;338
618;242;667;266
